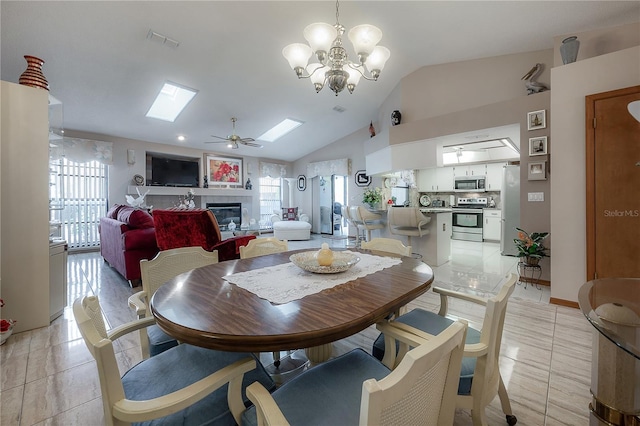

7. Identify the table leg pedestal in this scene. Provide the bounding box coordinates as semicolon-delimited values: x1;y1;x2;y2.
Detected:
305;343;333;365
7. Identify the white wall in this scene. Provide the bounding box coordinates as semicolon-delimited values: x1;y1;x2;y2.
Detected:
550;46;640;303
64;130;291;221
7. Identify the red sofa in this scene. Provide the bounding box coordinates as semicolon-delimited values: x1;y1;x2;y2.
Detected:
152;209;255;261
99;204;159;286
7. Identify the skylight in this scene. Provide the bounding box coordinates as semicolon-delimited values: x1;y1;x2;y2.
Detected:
258;118;303;142
145;82;197;122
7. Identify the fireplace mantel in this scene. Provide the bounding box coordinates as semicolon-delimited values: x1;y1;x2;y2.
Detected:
127;186;254;197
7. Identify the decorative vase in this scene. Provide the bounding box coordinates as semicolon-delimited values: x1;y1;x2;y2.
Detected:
560;36;580;65
18;55;49;91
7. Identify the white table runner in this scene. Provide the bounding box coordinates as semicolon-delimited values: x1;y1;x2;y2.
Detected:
223;251;402;304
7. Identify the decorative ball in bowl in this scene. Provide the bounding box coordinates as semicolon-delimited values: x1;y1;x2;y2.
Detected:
289;251;361;274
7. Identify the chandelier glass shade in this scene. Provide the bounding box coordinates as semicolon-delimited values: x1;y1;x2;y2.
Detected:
282;1;390;95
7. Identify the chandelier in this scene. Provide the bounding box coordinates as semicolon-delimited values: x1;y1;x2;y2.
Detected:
282;0;390;96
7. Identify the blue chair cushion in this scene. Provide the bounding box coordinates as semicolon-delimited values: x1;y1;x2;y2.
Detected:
372;309;481;395
242;348;390;426
148;324;178;357
123;344;276;426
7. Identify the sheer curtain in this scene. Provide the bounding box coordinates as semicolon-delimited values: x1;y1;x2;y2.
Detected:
50;138;111;250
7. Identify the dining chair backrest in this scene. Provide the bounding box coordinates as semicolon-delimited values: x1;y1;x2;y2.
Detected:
240;237;288;259
361;237;411;257
141;246;219;298
361;320;467;425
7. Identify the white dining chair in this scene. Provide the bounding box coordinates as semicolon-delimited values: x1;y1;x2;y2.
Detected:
242;320;468;426
128;246;219;358
373;273;519;426
74;295;276;426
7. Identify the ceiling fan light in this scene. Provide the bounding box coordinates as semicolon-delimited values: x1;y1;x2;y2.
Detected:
282;43;312;73
303;23;337;55
365;46;390;77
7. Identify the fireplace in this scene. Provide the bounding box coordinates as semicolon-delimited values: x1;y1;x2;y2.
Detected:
206;203;241;231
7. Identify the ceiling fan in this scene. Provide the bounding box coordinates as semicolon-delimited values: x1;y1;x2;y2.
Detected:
205;117;263;149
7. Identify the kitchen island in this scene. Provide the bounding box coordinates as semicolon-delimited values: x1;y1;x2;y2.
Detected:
419;208;452;266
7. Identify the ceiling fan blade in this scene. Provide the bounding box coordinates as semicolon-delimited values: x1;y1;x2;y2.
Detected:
242;141;263;148
210;135;229;140
204;140;230;144
239;137;255;143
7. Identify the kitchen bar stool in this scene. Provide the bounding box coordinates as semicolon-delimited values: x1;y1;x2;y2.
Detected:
387;207;431;252
355;206;385;242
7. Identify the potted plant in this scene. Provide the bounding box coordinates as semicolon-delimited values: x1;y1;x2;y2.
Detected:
514;227;549;265
0;298;17;345
362;187;383;210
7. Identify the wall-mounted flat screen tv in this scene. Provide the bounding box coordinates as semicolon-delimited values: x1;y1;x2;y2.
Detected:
150;156;199;187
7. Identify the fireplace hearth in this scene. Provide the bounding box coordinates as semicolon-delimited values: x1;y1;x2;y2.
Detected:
206;203;241;231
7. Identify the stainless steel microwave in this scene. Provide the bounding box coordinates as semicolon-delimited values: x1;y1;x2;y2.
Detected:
454;176;486;192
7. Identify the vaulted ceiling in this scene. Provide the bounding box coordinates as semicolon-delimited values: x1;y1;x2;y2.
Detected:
2;1;638;162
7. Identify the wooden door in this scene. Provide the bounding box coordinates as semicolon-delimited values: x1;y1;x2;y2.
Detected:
586;86;640;279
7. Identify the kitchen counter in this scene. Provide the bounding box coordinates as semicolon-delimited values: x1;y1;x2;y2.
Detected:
420;208;452;214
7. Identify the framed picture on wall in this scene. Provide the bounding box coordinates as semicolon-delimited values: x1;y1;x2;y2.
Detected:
355;170;371;187
297;175;306;191
204;154;243;187
528;136;548;156
528;160;547;180
527;109;546;130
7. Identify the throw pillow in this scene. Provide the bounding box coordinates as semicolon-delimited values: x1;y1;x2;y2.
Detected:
282;207;298;221
118;207;154;229
106;203;124;219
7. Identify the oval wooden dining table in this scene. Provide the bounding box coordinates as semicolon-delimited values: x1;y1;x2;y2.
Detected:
150;248;434;357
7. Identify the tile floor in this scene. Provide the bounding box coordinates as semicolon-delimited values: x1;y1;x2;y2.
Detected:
0;235;593;425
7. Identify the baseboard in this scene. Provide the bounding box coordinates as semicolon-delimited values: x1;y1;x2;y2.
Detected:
519;276;550;286
550;297;579;309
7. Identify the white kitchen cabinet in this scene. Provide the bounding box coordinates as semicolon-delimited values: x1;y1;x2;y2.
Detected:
486;162;506;191
417;168;437;191
437;167;455;191
483;209;502;241
418;167;455;192
453;164;487;177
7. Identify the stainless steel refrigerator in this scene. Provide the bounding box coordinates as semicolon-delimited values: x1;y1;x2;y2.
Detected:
501;165;520;256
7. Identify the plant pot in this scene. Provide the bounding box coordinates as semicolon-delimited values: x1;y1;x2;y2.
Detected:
525;256;540;266
0;327;13;345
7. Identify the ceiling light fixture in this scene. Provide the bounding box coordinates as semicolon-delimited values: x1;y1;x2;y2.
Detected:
282;0;390;96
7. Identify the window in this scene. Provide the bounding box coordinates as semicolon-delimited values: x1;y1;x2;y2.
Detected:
258;177;282;226
50;159;108;250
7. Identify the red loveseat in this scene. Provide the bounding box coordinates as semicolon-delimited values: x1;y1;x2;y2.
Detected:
99;204;159;286
152;209;256;261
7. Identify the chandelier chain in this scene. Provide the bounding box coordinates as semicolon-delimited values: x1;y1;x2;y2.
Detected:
335;0;340;25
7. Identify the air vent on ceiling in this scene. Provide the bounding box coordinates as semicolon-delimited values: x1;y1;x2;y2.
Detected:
333;105;346;113
146;30;180;48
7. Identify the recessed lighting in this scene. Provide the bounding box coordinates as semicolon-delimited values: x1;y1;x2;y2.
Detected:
146;82;197;122
177;135;186;141
257;118;304;142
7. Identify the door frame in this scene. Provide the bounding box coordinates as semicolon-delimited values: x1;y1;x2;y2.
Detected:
585;85;640;280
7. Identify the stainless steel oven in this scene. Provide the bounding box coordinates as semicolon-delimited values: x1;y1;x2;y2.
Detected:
451;197;487;242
